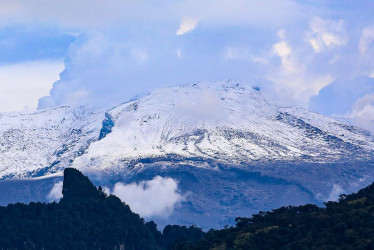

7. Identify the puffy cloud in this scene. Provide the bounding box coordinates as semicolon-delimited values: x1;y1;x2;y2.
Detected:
0;60;63;112
346;93;374;133
112;176;183;218
0;1;365;117
176;17;199;35
268;30;334;106
272;41;293;72
38;34;154;109
47;181;63;201
306;17;347;53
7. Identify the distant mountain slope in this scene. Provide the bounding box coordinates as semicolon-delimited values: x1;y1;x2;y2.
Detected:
72;81;373;172
0;106;104;178
0;81;372;178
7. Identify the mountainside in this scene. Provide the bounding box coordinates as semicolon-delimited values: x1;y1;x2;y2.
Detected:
73;81;374;172
0;81;373;178
0;106;104;178
0;81;374;229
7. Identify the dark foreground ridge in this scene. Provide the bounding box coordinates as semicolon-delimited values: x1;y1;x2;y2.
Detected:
182;183;374;250
0;168;203;250
0;168;374;249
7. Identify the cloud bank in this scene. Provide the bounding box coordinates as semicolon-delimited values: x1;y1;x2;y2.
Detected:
112;176;183;218
0;1;373;132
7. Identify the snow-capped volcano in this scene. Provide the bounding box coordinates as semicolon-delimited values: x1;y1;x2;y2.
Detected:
0;81;373;178
1;80;374;229
72;81;374;172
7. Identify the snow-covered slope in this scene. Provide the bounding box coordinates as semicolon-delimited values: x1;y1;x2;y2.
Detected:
0;81;373;179
1;80;374;229
72;81;374;172
0;106;104;178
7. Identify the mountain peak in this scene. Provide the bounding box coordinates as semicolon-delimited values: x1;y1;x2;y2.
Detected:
61;168;101;201
72;80;374;172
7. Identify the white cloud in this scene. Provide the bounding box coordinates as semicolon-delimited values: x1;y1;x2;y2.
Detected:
0;1;364;113
112;176;183;218
346;93;374;134
269;30;334;106
0;60;64;112
47;181;63;201
177;17;199;35
272;41;294;72
307;17;347;53
359;25;374;55
38;34;149;109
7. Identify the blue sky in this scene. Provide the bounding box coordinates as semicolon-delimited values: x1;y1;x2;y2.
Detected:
0;0;373;131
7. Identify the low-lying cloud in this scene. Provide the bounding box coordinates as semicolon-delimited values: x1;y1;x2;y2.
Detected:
47;181;63;201
112;176;183;218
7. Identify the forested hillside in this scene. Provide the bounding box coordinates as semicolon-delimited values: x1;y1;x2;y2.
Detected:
179;182;374;249
1;168;374;249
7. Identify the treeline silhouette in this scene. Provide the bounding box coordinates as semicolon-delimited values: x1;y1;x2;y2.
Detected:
0;168;373;249
180;182;374;249
0;168;203;249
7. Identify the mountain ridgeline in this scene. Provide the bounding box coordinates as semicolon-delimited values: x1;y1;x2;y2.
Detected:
1;168;374;249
